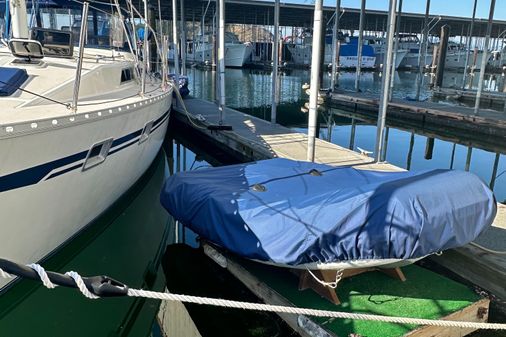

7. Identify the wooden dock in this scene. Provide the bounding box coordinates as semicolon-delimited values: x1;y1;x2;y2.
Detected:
326;90;506;139
433;87;506;109
171;96;505;335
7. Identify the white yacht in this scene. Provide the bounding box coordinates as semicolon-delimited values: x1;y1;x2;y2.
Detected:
363;36;408;69
397;34;487;70
172;32;253;68
0;1;172;290
286;35;377;69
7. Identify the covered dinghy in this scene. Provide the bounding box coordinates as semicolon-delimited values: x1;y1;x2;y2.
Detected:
160;158;496;269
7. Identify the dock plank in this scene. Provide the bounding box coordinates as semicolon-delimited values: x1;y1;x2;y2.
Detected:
327;90;506;138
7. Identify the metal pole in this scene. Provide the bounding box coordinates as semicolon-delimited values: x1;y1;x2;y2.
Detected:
72;2;89;112
374;0;397;162
406;132;415;170
389;0;402;100
218;0;226;123
449;143;456;169
349;118;356;150
271;0;280;123
180;0;186;75
474;0;496;114
462;0;477;89
306;0;324;162
489;153;500;190
172;0;180;83
415;0;431;101
465;147;473;171
140;0;149;96
330;0;341;91
354;0;366;92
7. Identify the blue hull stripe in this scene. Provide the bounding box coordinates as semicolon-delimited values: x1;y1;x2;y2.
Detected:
0;110;170;193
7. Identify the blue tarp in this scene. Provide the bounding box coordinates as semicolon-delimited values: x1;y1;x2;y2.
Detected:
161;158;496;267
0;67;28;96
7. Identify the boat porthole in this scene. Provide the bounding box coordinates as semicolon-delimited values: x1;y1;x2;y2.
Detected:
5;126;13;132
31;123;37;128
109;109;113;113
97;112;102;116
85;114;89;119
69;117;75;122
52;120;58;125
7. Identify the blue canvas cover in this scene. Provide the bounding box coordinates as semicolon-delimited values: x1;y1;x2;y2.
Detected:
161;158;497;267
0;67;28;96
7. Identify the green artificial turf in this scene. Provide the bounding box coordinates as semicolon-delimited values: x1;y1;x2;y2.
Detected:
243;261;481;337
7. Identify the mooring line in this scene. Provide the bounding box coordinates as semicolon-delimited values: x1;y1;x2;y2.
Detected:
0;261;505;330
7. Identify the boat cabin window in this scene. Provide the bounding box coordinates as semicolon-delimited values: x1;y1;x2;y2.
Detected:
30;28;73;58
8;39;44;61
121;68;134;83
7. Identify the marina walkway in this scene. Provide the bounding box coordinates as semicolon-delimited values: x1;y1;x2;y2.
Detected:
328;90;506;138
173;96;506;299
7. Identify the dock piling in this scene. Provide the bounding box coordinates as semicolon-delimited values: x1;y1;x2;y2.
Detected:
306;0;324;162
415;0;431;101
374;0;397;162
330;0;341;91
354;0;366;92
435;25;450;88
171;0;180;82
218;0;226;123
179;0;186;75
462;0;477;89
474;0;496;114
271;0;280;124
389;0;403;101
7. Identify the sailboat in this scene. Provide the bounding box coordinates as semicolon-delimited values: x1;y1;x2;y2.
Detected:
0;0;172;290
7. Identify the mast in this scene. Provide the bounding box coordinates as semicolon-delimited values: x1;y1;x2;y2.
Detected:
9;0;29;39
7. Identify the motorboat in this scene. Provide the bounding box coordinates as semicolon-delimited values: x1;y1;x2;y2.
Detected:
286;33;377;69
0;0;172;290
397;34;487;70
171;32;253;68
363;36;408;69
160;158;496;270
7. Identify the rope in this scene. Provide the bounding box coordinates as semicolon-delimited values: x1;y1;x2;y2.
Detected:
306;268;343;289
27;263;56;289
470;242;506;255
168;81;207;130
2;264;506;330
126;289;506;330
0;269;14;279
65;271;100;299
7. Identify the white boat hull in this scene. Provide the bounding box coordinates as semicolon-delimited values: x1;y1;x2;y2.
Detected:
399;51;485;70
0;95;172;290
172;42;253;68
287;44;376;69
375;49;408;69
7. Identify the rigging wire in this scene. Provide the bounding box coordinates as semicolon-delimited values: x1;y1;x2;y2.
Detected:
0;79;70;108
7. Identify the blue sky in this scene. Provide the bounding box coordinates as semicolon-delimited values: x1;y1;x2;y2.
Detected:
288;0;505;21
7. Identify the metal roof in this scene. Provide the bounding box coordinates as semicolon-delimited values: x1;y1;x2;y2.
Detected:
152;0;506;37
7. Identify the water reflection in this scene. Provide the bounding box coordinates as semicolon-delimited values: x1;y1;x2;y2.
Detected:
0;152;172;336
185;66;506;110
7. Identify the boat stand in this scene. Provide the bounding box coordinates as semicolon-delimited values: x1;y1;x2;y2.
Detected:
296;267;406;305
